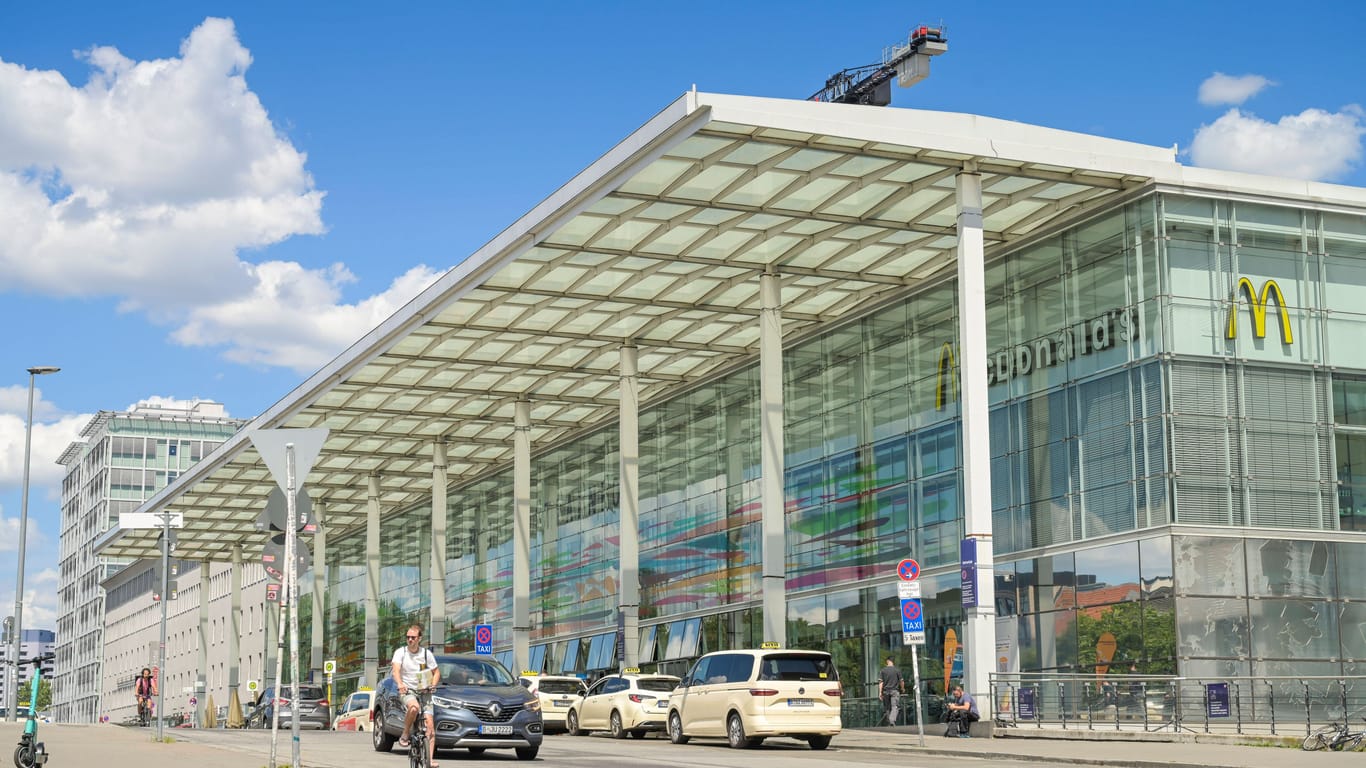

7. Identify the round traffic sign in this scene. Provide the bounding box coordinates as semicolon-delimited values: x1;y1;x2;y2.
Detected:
897;558;921;581
476;625;492;645
902;600;922;621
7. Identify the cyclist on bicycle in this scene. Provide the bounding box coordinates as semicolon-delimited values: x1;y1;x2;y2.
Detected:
392;624;441;767
134;668;156;725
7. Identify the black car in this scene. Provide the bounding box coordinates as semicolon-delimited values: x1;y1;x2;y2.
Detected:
371;654;543;760
246;684;331;730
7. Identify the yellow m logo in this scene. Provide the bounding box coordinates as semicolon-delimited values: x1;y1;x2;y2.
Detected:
935;342;956;410
1226;277;1293;344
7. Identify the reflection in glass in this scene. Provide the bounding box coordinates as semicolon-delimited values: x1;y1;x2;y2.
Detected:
1142;597;1177;674
1339;603;1366;659
1176;597;1249;658
1337;542;1366;600
1249;599;1338;659
1075;542;1140;607
1139;537;1173;598
1174;537;1246;596
1246;539;1334;597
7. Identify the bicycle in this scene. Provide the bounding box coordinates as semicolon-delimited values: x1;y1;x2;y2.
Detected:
405;688;435;768
136;697;151;728
1301;718;1366;751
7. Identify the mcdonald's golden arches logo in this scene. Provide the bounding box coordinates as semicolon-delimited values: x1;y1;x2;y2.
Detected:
1226;277;1293;344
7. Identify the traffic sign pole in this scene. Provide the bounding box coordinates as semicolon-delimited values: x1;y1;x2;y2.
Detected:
910;644;925;746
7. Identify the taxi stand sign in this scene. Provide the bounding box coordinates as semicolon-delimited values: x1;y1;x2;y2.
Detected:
899;580;925;645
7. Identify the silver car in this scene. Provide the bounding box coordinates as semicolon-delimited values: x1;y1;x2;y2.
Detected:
247;684;331;730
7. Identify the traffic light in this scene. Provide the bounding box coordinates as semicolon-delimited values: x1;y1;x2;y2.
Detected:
152;559;180;602
256;487;313;586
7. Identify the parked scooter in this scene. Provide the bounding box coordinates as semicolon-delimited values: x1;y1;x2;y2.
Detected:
14;654;53;768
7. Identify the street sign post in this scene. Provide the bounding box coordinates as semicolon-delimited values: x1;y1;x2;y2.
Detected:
894;558;926;746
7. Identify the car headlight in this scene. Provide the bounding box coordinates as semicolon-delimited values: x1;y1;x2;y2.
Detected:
524;699;540;712
431;696;466;711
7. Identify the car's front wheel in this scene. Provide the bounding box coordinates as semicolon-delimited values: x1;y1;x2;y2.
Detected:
668;712;689;745
567;709;586;736
515;746;539;760
372;710;395;752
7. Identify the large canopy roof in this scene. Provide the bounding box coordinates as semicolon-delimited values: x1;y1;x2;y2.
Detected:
96;91;1362;563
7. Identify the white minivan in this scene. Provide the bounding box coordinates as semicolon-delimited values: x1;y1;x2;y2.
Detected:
667;648;841;750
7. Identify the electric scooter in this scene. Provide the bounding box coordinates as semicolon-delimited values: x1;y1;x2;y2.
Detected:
13;654;52;768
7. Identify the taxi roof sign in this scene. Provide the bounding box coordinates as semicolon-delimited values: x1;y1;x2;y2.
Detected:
521;670;539;676
760;641;781;650
622;667;641;674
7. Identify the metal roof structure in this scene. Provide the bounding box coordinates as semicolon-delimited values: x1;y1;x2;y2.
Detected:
94;91;1366;563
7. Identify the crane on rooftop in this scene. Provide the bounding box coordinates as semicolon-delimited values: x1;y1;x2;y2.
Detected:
808;25;948;106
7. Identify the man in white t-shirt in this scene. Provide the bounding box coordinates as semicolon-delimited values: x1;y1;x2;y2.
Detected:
392;624;441;765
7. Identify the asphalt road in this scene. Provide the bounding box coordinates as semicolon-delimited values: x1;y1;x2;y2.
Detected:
137;725;1042;768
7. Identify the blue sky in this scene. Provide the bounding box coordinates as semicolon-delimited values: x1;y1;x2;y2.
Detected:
1;1;1363;628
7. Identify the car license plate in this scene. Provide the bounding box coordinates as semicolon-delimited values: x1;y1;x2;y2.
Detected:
554;700;571;707
787;698;813;707
479;725;513;735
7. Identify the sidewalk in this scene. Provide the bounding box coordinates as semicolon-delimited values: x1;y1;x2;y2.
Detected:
836;725;1362;767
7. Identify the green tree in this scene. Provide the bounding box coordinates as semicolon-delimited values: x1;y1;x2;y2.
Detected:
36;679;51;711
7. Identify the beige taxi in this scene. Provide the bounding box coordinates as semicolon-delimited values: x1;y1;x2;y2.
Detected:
667;647;841;750
518;673;587;732
567;669;680;739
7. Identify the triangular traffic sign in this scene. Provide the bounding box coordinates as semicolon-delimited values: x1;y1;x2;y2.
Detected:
249;428;329;494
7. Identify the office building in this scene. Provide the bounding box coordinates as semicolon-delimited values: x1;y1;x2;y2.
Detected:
53;401;243;723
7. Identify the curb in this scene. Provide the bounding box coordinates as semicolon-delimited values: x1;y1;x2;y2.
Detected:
836;739;1257;768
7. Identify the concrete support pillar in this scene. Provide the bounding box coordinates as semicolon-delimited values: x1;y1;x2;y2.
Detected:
956;165;996;704
759;270;787;646
431;442;449;651
229;546;242;690
513;401;532;671
618;344;640;668
197;562;209;726
311;501;327;681
365;474;381;687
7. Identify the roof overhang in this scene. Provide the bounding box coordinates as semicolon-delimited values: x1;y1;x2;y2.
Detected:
94;91;1366;563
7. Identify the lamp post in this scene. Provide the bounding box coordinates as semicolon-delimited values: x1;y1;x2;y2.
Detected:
10;366;58;723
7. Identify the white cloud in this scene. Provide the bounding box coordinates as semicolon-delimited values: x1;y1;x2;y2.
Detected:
1189;107;1365;182
173;262;442;373
0;18;437;372
0;384;63;421
0;17;322;308
0;580;60;629
1198;72;1274;106
0;410;89;491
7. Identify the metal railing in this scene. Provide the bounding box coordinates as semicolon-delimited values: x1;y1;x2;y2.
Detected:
988;673;1366;737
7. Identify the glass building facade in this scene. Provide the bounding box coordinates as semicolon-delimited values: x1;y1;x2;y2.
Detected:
320;191;1366;703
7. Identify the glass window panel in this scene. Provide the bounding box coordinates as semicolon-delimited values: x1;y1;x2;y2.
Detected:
1032;553;1076;612
1336;542;1366;600
1077;601;1144;672
1176;597;1249;658
638;625;658;663
1334;375;1366;425
1139;537;1173;599
1337;433;1366;532
788;594;826;650
1338;603;1366;659
559;638;580;673
1246;538;1335;597
1174;536;1246;597
1075;542;1140;607
1141;597;1177;674
528;645;546;674
1249;599;1338;659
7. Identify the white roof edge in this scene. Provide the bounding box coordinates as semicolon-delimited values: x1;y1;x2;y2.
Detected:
1150;164;1366;210
695;92;1178;172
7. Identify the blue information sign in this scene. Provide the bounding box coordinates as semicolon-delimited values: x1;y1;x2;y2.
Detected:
1206;682;1230;718
960;538;978;608
1018;687;1036;719
474;623;493;655
900;598;924;634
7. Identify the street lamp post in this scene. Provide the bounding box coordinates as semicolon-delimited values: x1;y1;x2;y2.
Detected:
11;366;58;723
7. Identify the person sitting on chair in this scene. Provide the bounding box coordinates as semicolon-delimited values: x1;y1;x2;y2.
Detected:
945;684;980;738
